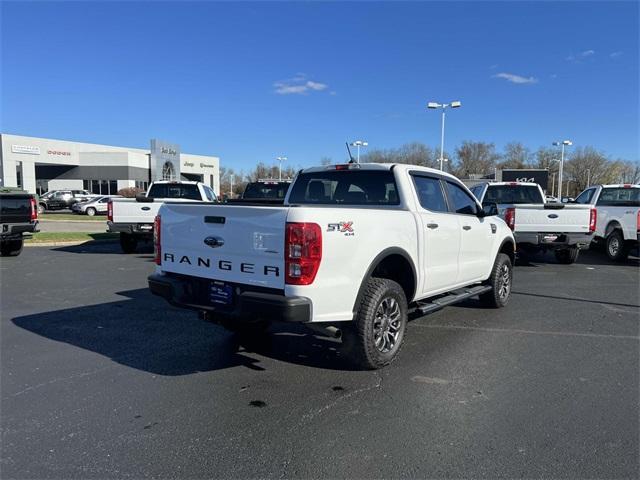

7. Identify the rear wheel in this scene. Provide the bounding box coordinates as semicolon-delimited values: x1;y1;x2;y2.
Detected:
555;246;580;264
86;207;96;216
606;230;629;262
0;238;24;257
479;253;512;308
342;278;408;370
120;233;138;254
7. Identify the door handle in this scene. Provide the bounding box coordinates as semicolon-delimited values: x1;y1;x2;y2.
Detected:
463;225;472;230
426;223;439;229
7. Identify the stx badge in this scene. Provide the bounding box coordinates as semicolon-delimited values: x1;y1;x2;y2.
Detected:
327;221;354;236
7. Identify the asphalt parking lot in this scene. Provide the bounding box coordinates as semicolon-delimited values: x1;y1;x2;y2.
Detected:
1;244;638;479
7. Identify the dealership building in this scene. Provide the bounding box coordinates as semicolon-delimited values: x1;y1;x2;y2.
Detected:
0;134;220;196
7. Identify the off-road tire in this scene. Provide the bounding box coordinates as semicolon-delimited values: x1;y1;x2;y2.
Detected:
120;233;138;254
479;253;512;308
343;278;408;370
605;230;629;262
555;247;579;264
0;238;24;257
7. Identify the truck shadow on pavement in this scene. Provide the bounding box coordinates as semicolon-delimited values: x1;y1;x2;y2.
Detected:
53;241;154;258
516;249;639;267
11;288;357;374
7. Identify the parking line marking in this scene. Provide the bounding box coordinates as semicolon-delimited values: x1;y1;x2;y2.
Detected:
413;324;639;340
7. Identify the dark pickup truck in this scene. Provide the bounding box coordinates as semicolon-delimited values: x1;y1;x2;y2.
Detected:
0;190;39;256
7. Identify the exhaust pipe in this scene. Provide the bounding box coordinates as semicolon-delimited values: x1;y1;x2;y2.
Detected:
306;323;342;339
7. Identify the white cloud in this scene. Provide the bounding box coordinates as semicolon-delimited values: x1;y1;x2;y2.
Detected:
610;51;623;58
492;72;538;84
273;75;330;95
566;50;596;62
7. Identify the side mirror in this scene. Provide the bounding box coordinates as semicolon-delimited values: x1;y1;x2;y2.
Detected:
480;202;498;217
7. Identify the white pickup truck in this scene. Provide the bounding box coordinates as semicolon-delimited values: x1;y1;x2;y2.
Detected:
470;182;596;264
574;184;640;261
108;181;218;253
148;163;515;369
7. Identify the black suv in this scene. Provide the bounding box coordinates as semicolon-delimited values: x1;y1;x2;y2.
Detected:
38;190;94;212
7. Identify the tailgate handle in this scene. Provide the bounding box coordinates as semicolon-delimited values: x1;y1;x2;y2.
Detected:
204;216;226;224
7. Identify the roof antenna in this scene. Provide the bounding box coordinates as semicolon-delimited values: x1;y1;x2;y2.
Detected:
345;142;355;163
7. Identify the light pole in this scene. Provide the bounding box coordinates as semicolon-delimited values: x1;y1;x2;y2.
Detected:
428;100;461;171
276;156;287;181
552;140;572;199
350;140;368;163
229;174;234;198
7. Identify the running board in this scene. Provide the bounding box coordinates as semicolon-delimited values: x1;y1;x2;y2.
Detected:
414;285;492;315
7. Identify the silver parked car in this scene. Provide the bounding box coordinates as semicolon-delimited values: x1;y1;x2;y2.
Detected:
74;195;121;216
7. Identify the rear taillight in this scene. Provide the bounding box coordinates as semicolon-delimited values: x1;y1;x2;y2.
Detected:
589;208;597;233
154;215;161;265
504;207;515;231
30;197;37;221
285;222;322;285
107;200;113;221
637;210;640;232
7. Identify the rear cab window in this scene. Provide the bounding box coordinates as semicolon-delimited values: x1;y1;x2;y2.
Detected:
596;187;640;206
148;183;201;200
484;184;544;204
243;182;290;199
288;170;400;205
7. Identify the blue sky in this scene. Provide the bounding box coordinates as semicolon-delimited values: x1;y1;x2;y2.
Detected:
2;1;638;172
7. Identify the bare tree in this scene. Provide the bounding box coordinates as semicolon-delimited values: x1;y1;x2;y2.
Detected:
499;142;532;169
612;160;640;184
564;147;614;193
360;142;443;168
246;162;297;182
453;141;500;178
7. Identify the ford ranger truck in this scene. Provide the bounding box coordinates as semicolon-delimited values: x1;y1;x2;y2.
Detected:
108;181;218;253
148;164;515;369
470;182;596;264
0;189;39;257
574;184;639;261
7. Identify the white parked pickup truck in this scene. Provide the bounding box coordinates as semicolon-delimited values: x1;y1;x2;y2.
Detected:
470;182;596;264
574;184;640;261
108;181;218;253
148;163;515;369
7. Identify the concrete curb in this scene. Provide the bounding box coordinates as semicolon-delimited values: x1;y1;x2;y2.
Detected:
25;239;118;248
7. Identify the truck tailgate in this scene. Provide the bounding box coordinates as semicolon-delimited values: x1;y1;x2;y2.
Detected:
159;204;288;289
112;199;162;224
513;204;592;233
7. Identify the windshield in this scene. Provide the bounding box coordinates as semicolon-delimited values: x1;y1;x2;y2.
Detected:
243;182;290;199
597;187;640;206
147;183;201;200
484;185;543;204
288;170;400;205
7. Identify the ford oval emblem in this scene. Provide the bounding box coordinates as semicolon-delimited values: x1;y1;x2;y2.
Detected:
204;236;225;248
548;213;559;219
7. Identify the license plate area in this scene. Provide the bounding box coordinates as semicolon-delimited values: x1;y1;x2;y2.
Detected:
209;280;234;306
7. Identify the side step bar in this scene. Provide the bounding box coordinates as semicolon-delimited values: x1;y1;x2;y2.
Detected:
413;285;492;315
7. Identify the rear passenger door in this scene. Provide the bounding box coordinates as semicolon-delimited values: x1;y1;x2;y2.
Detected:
411;173;461;295
444;180;496;284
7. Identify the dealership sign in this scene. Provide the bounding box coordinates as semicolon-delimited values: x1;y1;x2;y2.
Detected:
501;169;549;191
150;139;181;181
12;145;40;155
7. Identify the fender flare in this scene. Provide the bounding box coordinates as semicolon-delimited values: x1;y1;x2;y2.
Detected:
351;247;418;317
605;220;622;237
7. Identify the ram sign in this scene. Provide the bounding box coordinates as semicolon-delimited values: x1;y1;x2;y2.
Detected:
500;169;549;191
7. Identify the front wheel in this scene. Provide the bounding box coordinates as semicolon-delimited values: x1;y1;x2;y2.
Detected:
606;230;629;262
342;278;408;370
479;253;513;308
119;233;138;254
37;203;46;214
0;238;24;257
86;207;96;216
555;247;579;264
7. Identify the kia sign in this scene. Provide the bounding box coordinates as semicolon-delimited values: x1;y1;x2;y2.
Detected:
501;169;549;191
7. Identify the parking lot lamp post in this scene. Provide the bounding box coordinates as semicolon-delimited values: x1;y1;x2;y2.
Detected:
552;140;572;199
350;141;368;163
428;100;461;171
230;174;234;198
276;156;287;181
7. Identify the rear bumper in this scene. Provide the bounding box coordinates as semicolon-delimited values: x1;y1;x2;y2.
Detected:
107;221;154;236
148;273;311;323
514;231;594;249
1;221;39;238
